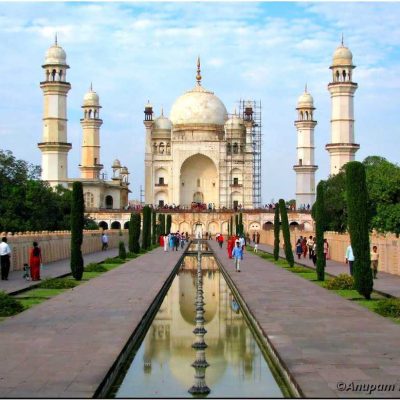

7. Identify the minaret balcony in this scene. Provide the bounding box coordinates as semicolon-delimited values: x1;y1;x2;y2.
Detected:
325;143;360;152
155;183;168;187
229;183;243;188
38;141;72;151
293;164;318;172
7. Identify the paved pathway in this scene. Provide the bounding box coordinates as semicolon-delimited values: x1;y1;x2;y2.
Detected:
209;240;400;398
253;243;400;298
0;248;119;295
0;246;185;398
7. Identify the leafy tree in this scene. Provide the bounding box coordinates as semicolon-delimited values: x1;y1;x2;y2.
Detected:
119;241;127;260
152;210;157;245
315;181;326;281
131;213;141;254
346;162;373;299
142;205;151;250
70;182;84;280
158;213;165;236
279;199;294;267
273;203;280;261
166;214;172;235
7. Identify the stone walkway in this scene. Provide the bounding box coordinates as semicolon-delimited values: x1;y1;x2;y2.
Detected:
253;243;400;298
0;246;185;398
209;240;400;398
0;248;119;295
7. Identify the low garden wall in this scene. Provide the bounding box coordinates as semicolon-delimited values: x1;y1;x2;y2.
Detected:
1;230;128;271
260;229;400;276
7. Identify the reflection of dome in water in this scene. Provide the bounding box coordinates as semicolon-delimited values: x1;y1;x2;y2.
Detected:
179;270;218;325
169;339;227;388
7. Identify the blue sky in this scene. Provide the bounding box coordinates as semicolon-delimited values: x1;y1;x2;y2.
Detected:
0;2;399;203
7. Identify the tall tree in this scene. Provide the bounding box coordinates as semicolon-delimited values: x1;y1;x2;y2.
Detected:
128;213;135;252
166;214;172;235
70;182;84;280
230;216;233;236
279;199;294;267
235;214;239;235
158;213;165;236
142;206;151;250
346;161;373;299
238;212;244;236
131;213;141;253
315;181;326;281
273;203;280;261
152;210;157;245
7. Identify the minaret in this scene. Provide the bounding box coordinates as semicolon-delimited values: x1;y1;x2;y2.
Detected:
144;101;154;204
294;87;318;208
38;36;72;187
79;84;103;179
326;38;359;175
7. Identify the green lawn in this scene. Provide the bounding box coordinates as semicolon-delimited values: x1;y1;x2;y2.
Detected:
255;249;400;325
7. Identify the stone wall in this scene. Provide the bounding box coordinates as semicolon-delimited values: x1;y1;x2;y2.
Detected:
260;229;400;276
1;230;128;271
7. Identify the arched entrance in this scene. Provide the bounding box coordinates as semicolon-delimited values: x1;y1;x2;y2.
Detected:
180;154;218;207
105;195;113;209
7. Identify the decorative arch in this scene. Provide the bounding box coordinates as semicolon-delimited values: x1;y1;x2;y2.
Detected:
99;221;108;230
179;221;190;233
111;221;121;229
262;221;274;230
231;168;241;186
105;195;113;209
221;221;228;234
155;190;167;207
208;221;219;235
289;221;299;229
124;221;130;229
155;167;167;185
248;221;261;231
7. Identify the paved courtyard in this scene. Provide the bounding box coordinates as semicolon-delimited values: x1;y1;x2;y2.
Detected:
209;240;400;398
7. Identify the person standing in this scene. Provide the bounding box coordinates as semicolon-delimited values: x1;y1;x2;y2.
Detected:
370;245;379;279
311;239;317;266
323;239;329;261
301;237;308;258
239;236;245;252
307;236;314;260
296;239;302;260
174;233;179;251
29;241;42;281
0;237;11;280
163;235;169;252
101;232;109;251
345;243;355;276
217;234;224;249
232;242;243;272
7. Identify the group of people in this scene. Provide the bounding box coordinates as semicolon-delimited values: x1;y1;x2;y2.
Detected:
160;232;189;252
0;237;42;281
346;243;380;279
295;236;329;266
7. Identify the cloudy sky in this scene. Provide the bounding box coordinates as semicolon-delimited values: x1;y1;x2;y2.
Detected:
0;1;399;203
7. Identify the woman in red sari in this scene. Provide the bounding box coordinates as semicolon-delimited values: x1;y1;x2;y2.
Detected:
29;242;42;281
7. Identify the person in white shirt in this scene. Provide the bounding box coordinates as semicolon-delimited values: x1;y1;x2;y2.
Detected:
0;237;12;280
345;244;355;276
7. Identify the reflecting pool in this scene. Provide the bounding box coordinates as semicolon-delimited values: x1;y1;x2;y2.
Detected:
111;255;284;398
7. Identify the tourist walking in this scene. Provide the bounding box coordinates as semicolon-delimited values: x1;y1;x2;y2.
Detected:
296;239;302;259
345;243;355;276
163;235;169;252
371;245;379;279
311;239;317;266
174;233;179;251
232;242;243;272
29;241;42;281
180;234;185;249
323;239;329;261
307;236;314;260
0;237;11;280
101;232;109;251
169;234;174;251
302;237;308;258
217;234;224;249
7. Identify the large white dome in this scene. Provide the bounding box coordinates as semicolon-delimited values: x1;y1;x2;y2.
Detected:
170;84;228;126
332;44;353;66
44;44;67;66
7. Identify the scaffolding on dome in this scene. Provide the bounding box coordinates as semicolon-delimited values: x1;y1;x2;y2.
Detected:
238;99;262;208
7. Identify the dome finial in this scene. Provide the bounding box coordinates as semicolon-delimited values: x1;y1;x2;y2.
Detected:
161;106;164;117
90;82;93;92
341;33;344;46
196;56;202;86
305;83;308;93
55;32;58;45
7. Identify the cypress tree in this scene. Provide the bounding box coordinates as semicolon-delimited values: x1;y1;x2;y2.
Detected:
70;182;84;280
119;241;127;260
230;216;233;236
128;213;135;253
142;205;151;250
346;161;373;299
238;212;244;236
273;203;280;261
279;199;294;267
132;213;141;253
235;214;239;235
166;214;172;235
152;210;157;245
158;213;165;236
315;181;326;281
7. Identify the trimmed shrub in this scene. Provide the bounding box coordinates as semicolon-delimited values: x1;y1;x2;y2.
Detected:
375;299;400;318
119;241;127;260
324;274;355;290
273;203;280;261
128;213;135;253
0;291;24;316
152;210;157;245
346;161;373;299
126;252;138;259
288;266;314;274
131;213;141;254
38;278;78;289
103;257;124;264
85;263;107;272
142;205;152;250
279;199;294;267
315;181;326;281
166;214;172;235
70;182;84;280
158;213;165;236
